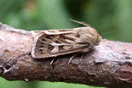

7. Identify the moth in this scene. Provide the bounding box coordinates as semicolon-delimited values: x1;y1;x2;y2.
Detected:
31;19;102;65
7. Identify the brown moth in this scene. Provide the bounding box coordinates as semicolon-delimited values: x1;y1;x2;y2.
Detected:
31;20;102;64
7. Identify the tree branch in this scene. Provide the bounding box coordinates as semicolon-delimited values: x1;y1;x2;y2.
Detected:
0;22;132;88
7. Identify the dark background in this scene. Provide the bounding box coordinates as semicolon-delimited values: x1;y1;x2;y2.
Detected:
0;0;132;88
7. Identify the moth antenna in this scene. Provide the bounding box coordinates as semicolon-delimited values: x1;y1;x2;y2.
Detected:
69;19;89;27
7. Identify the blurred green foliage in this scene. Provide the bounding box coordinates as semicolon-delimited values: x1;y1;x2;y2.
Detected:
0;0;132;88
0;78;105;88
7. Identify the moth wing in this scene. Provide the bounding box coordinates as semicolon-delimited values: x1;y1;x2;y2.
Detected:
31;30;88;59
44;29;72;35
31;33;44;58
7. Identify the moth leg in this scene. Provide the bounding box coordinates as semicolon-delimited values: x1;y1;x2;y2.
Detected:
50;57;56;65
68;54;77;66
80;53;85;61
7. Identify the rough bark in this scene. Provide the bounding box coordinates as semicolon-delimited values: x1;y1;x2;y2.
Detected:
0;22;132;88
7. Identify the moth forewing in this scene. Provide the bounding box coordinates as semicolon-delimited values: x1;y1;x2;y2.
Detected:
31;29;92;58
44;29;72;35
31;32;44;58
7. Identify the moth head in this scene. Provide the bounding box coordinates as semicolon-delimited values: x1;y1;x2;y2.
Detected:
70;19;102;46
73;27;102;46
95;34;102;45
